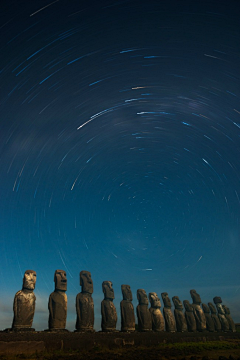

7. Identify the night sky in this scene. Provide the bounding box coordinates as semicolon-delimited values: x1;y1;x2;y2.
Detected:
0;0;240;331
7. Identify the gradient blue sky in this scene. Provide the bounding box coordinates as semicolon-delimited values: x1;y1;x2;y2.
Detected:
0;0;240;331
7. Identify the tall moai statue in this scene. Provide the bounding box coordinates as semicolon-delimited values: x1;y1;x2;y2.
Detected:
190;289;206;331
149;292;164;332
202;303;215;332
48;270;67;331
75;270;94;332
222;305;236;332
136;289;152;331
213;297;229;332
161;292;176;332
12;270;37;331
183;300;197;332
208;302;221;332
172;296;187;332
101;281;117;332
120;285;135;332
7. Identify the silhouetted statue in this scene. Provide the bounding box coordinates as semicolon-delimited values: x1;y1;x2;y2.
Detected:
208;302;221;332
149;292;164;332
213;297;229;332
75;270;94;332
120;285;135;332
48;270;67;331
172;296;187;332
183;300;197;332
161;292;176;332
190;289;206;331
101;281;117;332
136;289;152;331
222;305;236;332
12;270;36;330
202;303;215;332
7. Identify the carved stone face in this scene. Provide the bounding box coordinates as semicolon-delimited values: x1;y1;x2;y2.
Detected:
80;270;93;294
137;289;148;305
183;300;193;312
202;303;210;313
121;285;132;301
23;270;36;290
149;292;161;308
161;292;171;308
213;296;222;304
102;281;114;300
208;302;217;314
190;289;201;304
172;296;183;310
54;269;67;291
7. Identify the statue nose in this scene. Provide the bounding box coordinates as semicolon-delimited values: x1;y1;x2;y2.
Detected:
61;279;67;283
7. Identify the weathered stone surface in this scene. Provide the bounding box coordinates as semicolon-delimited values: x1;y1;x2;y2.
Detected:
208;302;221;332
136;289;152;331
48;270;67;330
101;281;117;332
76;271;94;332
172;296;187;332
190;289;206;332
149;292;164;332
183;300;197;332
202;303;215;332
120;285;135;332
222;305;236;332
161;292;176;332
213;297;229;332
12;270;36;330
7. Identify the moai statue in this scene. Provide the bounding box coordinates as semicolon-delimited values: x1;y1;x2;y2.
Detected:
222;305;236;332
172;296;187;332
149;292;164;332
12;270;37;330
48;270;67;331
190;289;206;331
161;292;176;332
136;289;152;331
120;285;135;332
202;303;215;332
213;297;229;332
101;281;117;331
208;302;221;332
183;300;197;332
75;270;94;332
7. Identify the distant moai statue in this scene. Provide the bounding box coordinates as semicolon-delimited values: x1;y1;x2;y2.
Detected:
222;305;236;332
101;281;117;331
172;296;187;332
190;289;206;331
208;302;221;332
202;303;215;332
183;300;197;332
149;292;164;332
12;270;37;330
213;297;229;332
161;292;176;332
75;270;94;332
120;285;135;332
136;289;152;331
48;270;67;331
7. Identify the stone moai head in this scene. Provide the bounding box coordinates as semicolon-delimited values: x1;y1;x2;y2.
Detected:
80;270;93;294
222;305;230;315
121;285;132;301
183;300;193;312
22;270;36;291
190;289;201;304
172;296;183;310
54;269;67;291
137;289;148;305
213;296;222;305
161;292;172;308
102;281;114;300
202;303;210;313
149;292;161;308
208;302;217;314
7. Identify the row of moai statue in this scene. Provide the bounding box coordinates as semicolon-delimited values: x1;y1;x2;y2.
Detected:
8;269;236;333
